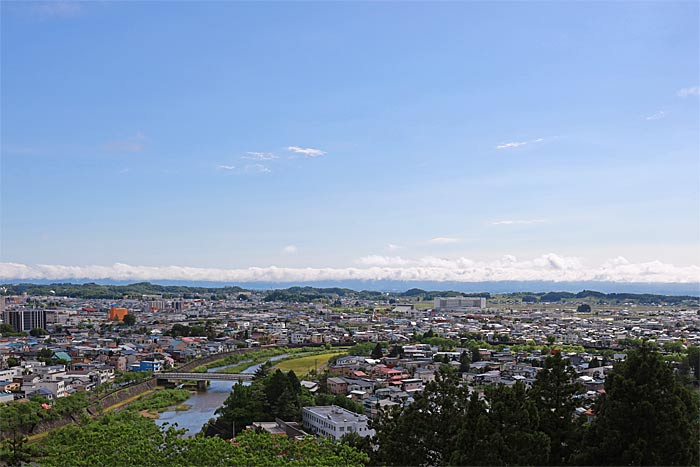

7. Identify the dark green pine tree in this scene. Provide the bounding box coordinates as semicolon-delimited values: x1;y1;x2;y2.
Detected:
371;342;384;360
451;384;550;466
528;351;582;465
580;342;700;466
458;350;471;373
371;369;468;466
264;369;299;421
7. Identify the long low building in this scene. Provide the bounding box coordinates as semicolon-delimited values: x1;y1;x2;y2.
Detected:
302;405;375;440
434;297;486;311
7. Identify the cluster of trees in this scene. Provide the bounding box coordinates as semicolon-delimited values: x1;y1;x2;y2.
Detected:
204;369;314;438
36;410;368;467
0;323;26;337
0;392;90;466
348;341;386;357
359;345;699;466
262;286;376;303
167;323;218;339
207;364;368;442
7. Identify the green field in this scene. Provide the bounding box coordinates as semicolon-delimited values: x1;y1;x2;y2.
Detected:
273;350;347;376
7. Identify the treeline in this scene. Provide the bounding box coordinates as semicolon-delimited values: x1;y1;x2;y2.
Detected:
353;344;699;466
263;286;386;303
400;288;491;300
0;282;244;299
517;290;698;304
3;282;696;304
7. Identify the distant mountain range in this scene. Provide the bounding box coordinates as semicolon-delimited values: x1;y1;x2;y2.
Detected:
1;279;698;297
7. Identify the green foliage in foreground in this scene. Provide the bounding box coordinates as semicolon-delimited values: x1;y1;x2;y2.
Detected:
368;346;699;466
0;392;89;434
37;411;368;467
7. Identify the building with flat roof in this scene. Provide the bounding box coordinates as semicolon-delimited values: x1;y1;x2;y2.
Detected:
433;297;486;311
249;418;308;439
302;405;374;440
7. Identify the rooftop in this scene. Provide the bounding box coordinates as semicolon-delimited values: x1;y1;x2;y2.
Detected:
303;405;367;424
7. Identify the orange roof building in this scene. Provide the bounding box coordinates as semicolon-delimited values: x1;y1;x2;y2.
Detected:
109;306;129;322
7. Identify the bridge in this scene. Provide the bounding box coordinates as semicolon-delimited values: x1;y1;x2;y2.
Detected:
159;372;254;382
157;372;254;390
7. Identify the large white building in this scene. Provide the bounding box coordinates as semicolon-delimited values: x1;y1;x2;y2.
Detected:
433;297;486;311
302;405;375;440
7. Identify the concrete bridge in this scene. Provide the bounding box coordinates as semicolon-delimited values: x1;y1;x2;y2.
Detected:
157;372;254;390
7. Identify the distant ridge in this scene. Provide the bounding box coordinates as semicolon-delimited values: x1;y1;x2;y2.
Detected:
1;279;698;297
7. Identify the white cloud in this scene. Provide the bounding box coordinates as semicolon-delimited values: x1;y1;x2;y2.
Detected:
242;152;278;161
104;132;146;153
387;243;402;251
496;141;527;150
645;110;667;121
430;236;461;244
287;146;326;157
216;164;270;174
2;254;697;283
677;86;699;98
283;245;298;254
492;219;546;226
496;138;544;150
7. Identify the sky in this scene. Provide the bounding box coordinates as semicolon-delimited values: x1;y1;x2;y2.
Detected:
1;1;699;285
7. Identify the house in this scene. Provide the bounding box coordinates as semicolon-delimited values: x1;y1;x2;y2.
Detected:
327;377;348;395
0;381;20;392
300;380;319;393
36;380;67;399
401;378;423;393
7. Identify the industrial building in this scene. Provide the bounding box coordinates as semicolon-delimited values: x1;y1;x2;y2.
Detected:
433;296;486;311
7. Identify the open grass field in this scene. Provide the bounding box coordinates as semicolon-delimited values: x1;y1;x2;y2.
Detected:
273;350;347;376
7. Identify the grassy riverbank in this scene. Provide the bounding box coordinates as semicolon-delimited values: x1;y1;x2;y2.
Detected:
128;388;192;417
273;350;347;376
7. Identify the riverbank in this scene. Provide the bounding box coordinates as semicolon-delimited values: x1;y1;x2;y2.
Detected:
273;350;347;376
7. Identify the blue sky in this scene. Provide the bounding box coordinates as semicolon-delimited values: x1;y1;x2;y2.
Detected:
1;1;698;284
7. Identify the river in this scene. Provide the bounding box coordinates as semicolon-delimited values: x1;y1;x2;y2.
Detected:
155;354;289;436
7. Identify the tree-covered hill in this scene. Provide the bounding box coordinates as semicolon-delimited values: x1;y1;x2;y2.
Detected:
0;282;696;304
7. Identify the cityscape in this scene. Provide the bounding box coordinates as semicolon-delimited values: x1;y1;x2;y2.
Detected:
0;283;697;465
1;1;698;466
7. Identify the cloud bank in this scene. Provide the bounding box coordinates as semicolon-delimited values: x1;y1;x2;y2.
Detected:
1;254;697;284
